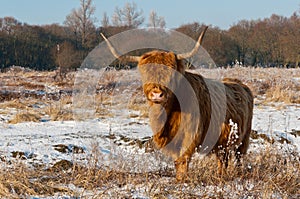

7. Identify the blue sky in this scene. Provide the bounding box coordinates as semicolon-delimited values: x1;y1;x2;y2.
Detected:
0;0;299;29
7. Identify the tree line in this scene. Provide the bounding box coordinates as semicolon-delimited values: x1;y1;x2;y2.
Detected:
0;0;299;71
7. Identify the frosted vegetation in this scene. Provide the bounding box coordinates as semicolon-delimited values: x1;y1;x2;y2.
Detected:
0;67;299;198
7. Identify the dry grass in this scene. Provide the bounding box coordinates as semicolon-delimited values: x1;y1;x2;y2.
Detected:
0;142;298;198
9;110;41;124
0;96;74;123
0;99;27;109
1;67;299;123
0;67;299;197
188;147;299;198
199;67;300;104
45;96;74;121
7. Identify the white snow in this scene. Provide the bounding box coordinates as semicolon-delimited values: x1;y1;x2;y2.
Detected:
1;104;298;165
0;103;299;198
252;104;300;151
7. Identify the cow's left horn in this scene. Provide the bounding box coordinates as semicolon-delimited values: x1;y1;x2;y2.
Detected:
100;33;140;63
177;26;208;60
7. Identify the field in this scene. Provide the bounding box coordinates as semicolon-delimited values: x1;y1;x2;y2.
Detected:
0;66;299;198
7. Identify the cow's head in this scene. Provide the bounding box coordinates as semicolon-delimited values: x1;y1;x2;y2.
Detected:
101;27;208;106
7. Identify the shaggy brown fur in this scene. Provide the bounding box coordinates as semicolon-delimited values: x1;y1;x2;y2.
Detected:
138;51;254;181
101;29;253;181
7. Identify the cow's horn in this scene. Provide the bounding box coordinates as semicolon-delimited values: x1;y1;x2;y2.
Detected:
177;26;208;60
100;33;140;63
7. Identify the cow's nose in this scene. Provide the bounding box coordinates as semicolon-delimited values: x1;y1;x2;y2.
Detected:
149;91;164;101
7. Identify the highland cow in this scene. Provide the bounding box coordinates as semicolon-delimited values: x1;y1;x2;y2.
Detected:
101;27;254;181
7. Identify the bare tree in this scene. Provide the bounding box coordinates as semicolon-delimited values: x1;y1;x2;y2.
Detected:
0;18;3;31
148;10;166;28
228;20;254;65
101;12;110;27
112;2;144;28
54;41;82;81
1;17;20;35
64;0;96;47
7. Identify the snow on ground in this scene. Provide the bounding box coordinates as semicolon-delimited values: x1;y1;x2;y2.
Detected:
0;104;299;168
0;103;299;198
0;119;151;169
252;104;300;151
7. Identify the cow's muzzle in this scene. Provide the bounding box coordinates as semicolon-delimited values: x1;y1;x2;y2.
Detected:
148;90;166;103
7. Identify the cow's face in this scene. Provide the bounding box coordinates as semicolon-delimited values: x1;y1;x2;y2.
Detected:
100;26;208;105
137;51;184;105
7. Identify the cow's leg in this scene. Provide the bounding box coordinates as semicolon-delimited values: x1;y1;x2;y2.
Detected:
216;151;229;176
235;128;251;168
174;156;190;182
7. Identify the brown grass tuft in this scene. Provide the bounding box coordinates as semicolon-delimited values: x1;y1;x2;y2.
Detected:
199;67;300;104
9;111;41;124
45;96;74;121
0;99;27;109
0;142;298;198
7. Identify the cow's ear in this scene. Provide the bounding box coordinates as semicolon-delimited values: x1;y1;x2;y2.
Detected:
168;52;185;74
176;59;185;74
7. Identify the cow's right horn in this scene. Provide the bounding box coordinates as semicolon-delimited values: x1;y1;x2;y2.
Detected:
177;26;208;60
100;33;140;63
